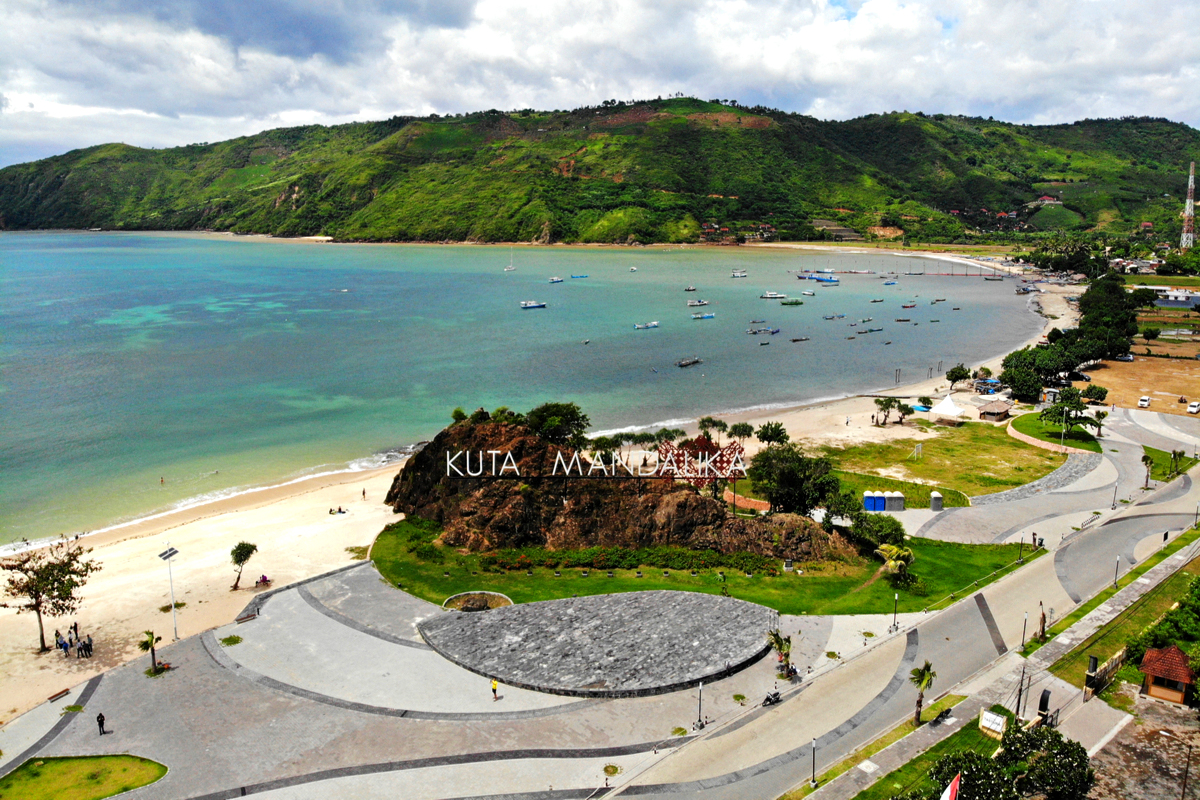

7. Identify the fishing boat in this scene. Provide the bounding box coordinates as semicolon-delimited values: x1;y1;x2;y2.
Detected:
984;275;1004;281
801;290;816;296
895;318;911;322
930;319;940;323
746;327;781;335
691;312;716;320
630;267;638;272
780;299;804;306
834;313;846;319
870;298;884;303
952;307;961;311
570;274;588;279
883;281;897;286
846;336;856;340
634;321;660;330
860;317;873;323
687;299;710;307
884;341;892;345
801;275;840;283
684;286;697;292
867;327;883;333
902;303;916;309
823;315;836;320
520;301;546;309
790;337;810;342
731;269;748;278
750;319;766;324
934;298;946;302
760;291;788;299
549;277;564;283
504;266;516;272
676;357;702;368
759;341;770;346
504;249;516;271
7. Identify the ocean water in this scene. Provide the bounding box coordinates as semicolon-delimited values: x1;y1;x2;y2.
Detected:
0;232;1043;544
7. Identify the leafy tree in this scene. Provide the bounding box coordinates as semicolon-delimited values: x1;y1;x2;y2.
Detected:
1141;326;1160;342
1081;384;1108;403
697;416;716;439
451;407;468;423
853;513;907;548
823;489;863;533
230;541;258;590
926;751;1017;800
710;419;728;444
945;363;971;388
1000;367;1041;402
1093;410;1108;437
909;660;937;727
896;403;915;424
874;396;898;425
1;536;101;651
631;431;657;449
746;443;838;515
138;630;163;672
1128;287;1159;308
975;366;993;379
729;422;754;443
998;725;1094;800
917;396;933;407
654;427;686;444
1039;387;1098;436
755;421;790;447
875;543;915;575
526;402;591;446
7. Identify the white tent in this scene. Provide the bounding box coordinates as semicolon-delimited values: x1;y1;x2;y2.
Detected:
929;396;965;418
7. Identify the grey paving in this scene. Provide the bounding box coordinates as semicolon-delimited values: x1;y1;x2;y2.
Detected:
972;453;1104;506
304;561;444;643
419;592;775;698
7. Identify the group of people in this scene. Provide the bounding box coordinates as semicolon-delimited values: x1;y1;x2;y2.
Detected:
55;621;94;658
328;506;349;515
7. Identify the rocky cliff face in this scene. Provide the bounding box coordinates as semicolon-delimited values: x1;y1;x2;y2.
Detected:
386;418;839;559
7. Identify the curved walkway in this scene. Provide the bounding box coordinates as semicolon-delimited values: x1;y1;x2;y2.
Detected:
972;453;1103;506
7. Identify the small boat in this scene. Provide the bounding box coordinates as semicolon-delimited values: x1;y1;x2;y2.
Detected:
691;312;716;320
504;249;516;271
834;314;846;319
747;327;780;335
934;298;946;302
549;277;564;283
684;286;697;292
902;303;916;309
751;319;766;324
780;299;804;306
504;266;516;272
687;299;710;307
790;337;810;342
984;275;1004;281
801;290;816;296
630;267;638;272
582;339;590;344
930;319;940;323
759;341;770;346
823;315;836;320
571;274;588;279
634;321;660;330
760;291;788;299
870;298;884;303
676;357;702;368
731;269;748;278
895;318;910;322
952;307;961;311
520;301;546;309
846;336;856;340
860;317;873;323
883;281;897;286
867;327;883;332
884;341;892;345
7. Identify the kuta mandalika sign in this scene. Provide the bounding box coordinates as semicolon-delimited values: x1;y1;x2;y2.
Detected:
444;439;747;488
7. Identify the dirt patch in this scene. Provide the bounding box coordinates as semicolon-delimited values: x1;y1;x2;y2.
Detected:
686;112;773;129
867;226;904;239
445;592;512;611
1089;687;1198;800
1079;356;1200;415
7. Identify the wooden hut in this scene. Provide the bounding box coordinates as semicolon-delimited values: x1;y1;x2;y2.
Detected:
1140;645;1195;705
979;400;1014;422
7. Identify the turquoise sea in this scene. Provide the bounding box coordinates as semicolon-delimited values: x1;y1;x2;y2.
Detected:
0;232;1042;544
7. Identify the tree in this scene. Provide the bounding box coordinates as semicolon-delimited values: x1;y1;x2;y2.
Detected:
1039;387;1098;436
1093;410;1108;437
654;427;686;444
230;541;258;590
975;366;993;379
945;363;971;388
138;630;163;672
1000;367;1042;403
710;419;728;445
851;512;907;548
767;629;792;668
755;421;790;447
1081;384;1108;403
697;416;716;440
909;660;937;726
729;422;754;443
1142;452;1154;488
917;396;933;408
927;751;1018;800
526;402;591;446
1141;326;1160;343
1;536;101;651
874;396;898;425
896;404;915;424
450;406;468;423
823;489;863;533
998;725;1094;800
746;443;839;515
875;543;915;575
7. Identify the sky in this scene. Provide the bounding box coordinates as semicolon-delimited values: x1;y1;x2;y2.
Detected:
2;0;1200;168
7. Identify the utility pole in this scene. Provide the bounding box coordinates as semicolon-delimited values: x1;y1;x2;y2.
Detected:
1114;556;1121;589
1015;661;1026;720
158;544;180;641
1021;611;1029;648
1182;162;1195;251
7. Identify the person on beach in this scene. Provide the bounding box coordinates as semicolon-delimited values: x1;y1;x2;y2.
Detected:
86;634;94;657
73;620;79;639
160;477;164;485
97;712;105;735
492;679;498;701
362;488;366;500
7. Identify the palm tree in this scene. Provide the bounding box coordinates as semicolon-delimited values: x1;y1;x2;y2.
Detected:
138;630;163;672
909;660;937;726
767;629;786;663
779;635;792;669
875;544;915;576
698;416;717;442
729;422;754;444
1142;453;1154;489
711;419;728;446
1094;410;1107;438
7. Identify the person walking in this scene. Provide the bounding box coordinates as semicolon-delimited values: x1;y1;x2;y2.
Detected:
362;488;366;500
491;679;498;701
97;712;105;735
73;620;79;639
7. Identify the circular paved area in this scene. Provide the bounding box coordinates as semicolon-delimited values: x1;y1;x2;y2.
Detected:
417;591;775;697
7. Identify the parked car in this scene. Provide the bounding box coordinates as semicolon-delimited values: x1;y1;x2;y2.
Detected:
1116;354;1135;362
1138;396;1151;408
1189;401;1200;414
1067;371;1092;382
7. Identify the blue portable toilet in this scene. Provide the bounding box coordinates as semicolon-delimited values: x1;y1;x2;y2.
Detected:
863;491;872;511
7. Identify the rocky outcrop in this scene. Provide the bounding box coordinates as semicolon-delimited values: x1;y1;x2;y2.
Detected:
386;419;841;559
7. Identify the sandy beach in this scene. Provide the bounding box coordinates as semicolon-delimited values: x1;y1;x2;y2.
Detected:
0;243;1075;722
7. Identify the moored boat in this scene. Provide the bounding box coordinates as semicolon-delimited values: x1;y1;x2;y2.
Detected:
870;298;883;303
520;301;546;309
634;321;660;330
790;337;810;342
691;312;716;320
676;357;702;367
902;303;916;308
895;317;910;322
731;269;748;278
801;290;816;296
685;285;697;292
780;299;804;306
883;281;897;285
549;277;564;283
687;299;710;307
570;274;588;279
760;291;788;299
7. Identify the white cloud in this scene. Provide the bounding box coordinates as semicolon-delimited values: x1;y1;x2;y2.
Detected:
1;0;1199;167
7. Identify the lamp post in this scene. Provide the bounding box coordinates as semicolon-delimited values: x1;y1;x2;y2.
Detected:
1021;611;1029;648
1160;730;1193;800
696;681;704;730
810;737;817;788
1114;556;1121;590
892;593;899;633
1060;405;1068;450
158;544;180;641
1112;484;1118;510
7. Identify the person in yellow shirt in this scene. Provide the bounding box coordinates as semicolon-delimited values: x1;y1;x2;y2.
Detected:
492;679;498;701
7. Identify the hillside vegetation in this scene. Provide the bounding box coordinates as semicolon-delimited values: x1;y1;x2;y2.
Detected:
2;98;1198;244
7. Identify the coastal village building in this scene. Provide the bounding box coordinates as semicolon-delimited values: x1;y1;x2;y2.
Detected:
1139;645;1194;705
978;400;1013;422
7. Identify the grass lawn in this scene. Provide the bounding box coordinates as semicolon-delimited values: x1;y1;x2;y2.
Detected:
847;707;1012;800
1143;446;1200;482
832;471;970;508
372;519;1041;616
0;755;166;800
1050;550;1200;688
780;695;966;800
816;421;1066;497
1010;413;1102;453
1124;275;1200;288
1022;527;1200;658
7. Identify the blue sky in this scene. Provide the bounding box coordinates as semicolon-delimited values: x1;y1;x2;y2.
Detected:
1;0;1198;167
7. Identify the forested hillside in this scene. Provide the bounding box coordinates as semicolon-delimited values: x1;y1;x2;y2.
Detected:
1;98;1197;244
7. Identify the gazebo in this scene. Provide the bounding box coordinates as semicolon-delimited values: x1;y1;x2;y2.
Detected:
929;396;965;425
1140;645;1195;705
979;400;1014;422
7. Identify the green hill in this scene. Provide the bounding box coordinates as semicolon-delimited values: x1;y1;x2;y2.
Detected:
1;99;1197;244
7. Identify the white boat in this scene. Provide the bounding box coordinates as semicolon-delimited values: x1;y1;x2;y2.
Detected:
801;290;815;296
691;312;716;320
760;291;788;299
549;277;564;284
520;301;546;309
634;321;660;329
630;267;638;272
731;269;748;278
684;286;697;292
504;248;516;271
687;299;709;307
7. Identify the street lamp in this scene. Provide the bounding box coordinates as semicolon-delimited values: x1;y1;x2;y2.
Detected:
1114;556;1121;590
892;593;899;633
696;681;704;730
810;737;817;788
158;545;180;641
1021;611;1029;648
1160;730;1193;800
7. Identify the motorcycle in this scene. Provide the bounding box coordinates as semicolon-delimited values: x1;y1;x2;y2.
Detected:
762;691;782;707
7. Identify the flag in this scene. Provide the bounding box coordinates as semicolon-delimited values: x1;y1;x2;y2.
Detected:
939;773;960;800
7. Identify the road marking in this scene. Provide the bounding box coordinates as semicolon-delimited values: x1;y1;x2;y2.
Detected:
974;594;1008;656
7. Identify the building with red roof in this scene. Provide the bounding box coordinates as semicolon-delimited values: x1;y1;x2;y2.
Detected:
1140;644;1194;704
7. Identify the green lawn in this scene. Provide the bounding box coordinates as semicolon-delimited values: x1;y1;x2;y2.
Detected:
816;421;1066;497
1143;446;1200;482
372;519;1041;616
1124;275;1200;288
832;471;970;508
1050;550;1200;688
1010;413;1102;453
0;756;166;800
848;708;1011;800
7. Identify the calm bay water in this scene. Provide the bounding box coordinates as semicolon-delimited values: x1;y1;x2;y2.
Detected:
0;232;1042;544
